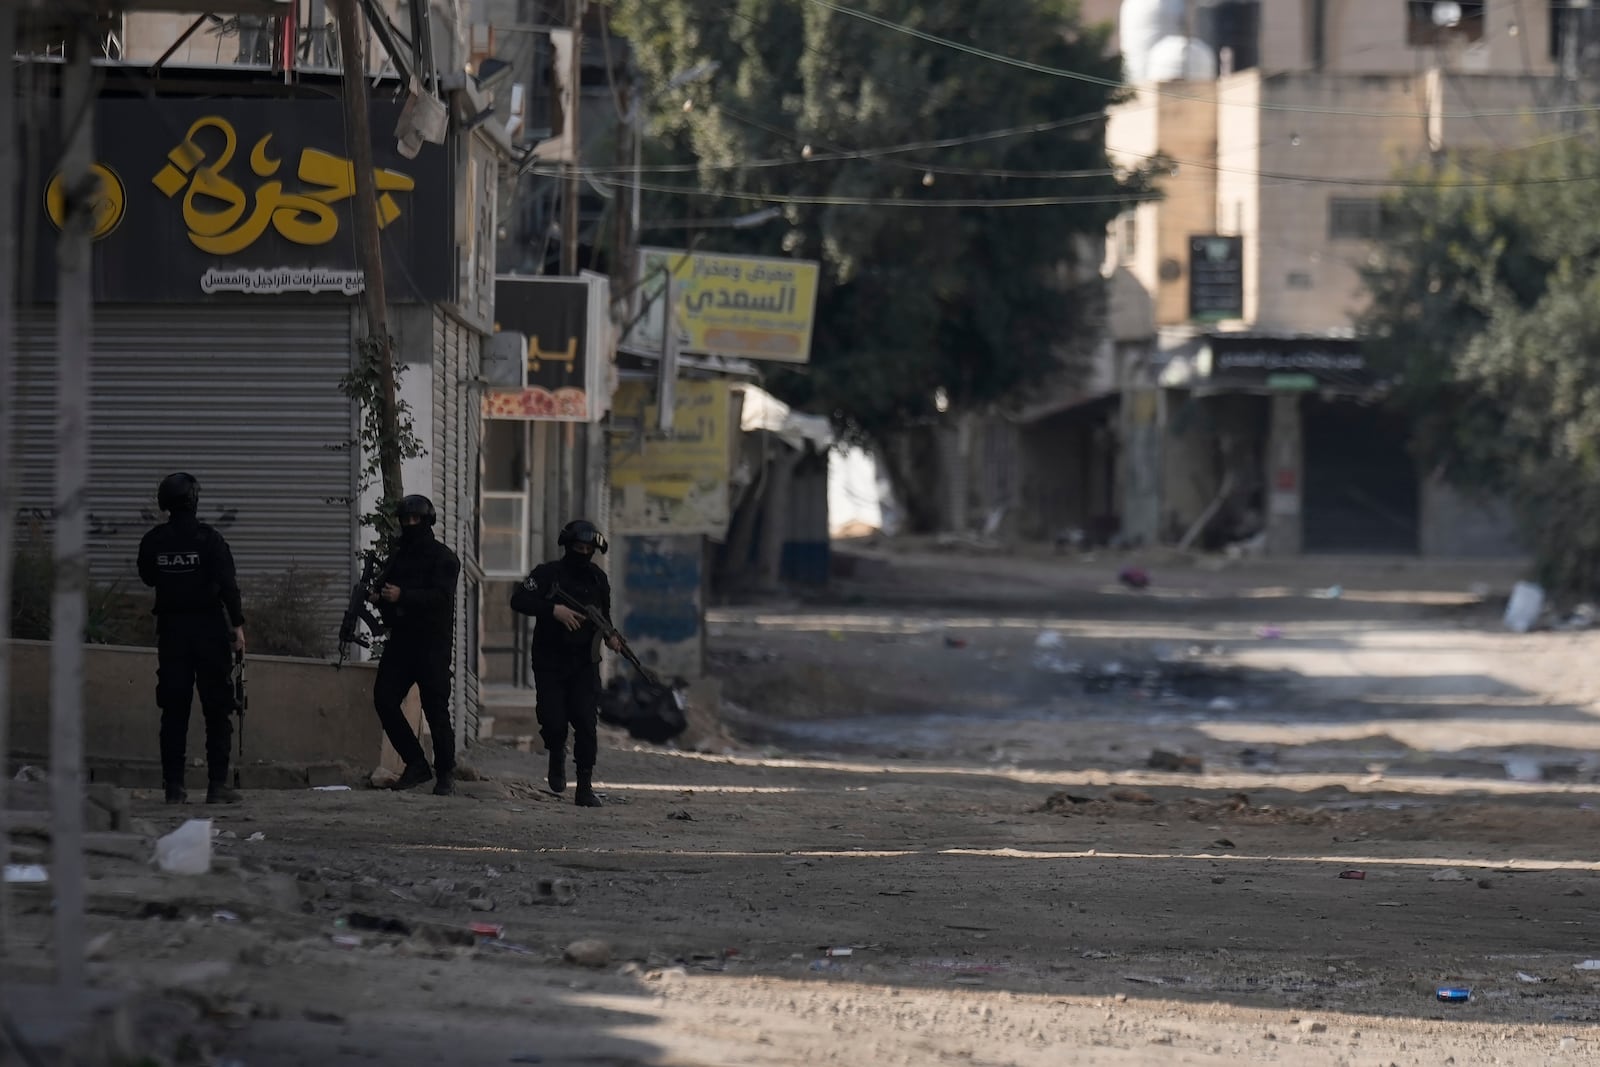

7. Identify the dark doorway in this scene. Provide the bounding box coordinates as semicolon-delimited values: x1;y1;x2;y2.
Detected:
1301;397;1419;553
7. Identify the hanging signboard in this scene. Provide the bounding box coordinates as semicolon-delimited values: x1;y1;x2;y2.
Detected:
608;379;732;534
483;273;612;423
626;247;819;364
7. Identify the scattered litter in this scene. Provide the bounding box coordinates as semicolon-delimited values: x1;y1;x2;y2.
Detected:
1436;987;1471;1003
1517;972;1545;984
1430;868;1468;883
808;959;842;972
1573;960;1600;971
212;910;241;924
564;939;612;968
1255;626;1284;640
1147;749;1203;774
667;810;694;821
246;832;266;842
1034;630;1065;650
1118;567;1151;590
1504;758;1543;783
312;785;352;792
481;941;536;956
3;864;49;884
530;878;578;907
1338;870;1366;881
1298;1019;1327;1034
823;947;853;957
12;766;45;783
943;635;968;649
1123;975;1167;985
1504;581;1545;633
470;922;505;939
1314;586;1342;600
347;913;413;935
1206;696;1239;712
1212;838;1236;849
330;934;362;948
154;819;213;876
1560;1037;1580;1052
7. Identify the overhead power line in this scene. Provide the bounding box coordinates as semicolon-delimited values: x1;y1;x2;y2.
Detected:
802;0;1600;121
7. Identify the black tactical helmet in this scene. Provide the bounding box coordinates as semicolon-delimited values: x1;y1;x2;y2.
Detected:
157;472;200;513
558;518;607;554
397;494;437;526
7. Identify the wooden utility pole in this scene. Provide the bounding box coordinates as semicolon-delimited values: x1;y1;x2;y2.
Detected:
0;0;18;958
332;0;404;511
561;0;585;276
51;18;96;1002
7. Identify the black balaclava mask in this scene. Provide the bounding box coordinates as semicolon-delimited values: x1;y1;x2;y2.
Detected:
400;523;431;547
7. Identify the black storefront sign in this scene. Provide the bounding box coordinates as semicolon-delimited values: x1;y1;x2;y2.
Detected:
1206;335;1373;389
484;276;595;421
28;97;453;302
1189;234;1243;322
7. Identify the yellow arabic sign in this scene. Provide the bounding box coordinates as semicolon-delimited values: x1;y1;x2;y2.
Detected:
636;248;819;364
150;116;416;255
609;379;732;534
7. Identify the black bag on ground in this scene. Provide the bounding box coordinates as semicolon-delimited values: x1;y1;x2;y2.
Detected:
599;674;688;744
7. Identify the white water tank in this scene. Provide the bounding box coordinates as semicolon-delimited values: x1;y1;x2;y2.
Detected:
1120;0;1186;82
1146;35;1219;82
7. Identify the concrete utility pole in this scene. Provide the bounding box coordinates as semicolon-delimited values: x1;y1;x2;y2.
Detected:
332;0;405;511
0;0;17;959
51;17;97;1002
561;0;585;276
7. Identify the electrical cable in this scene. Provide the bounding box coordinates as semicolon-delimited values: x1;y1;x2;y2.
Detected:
800;0;1600;120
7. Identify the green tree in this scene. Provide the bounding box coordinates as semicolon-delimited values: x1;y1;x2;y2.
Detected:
614;0;1142;528
1361;134;1600;593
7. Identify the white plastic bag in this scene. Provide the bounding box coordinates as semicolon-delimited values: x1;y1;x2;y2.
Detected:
1503;581;1545;633
154;818;213;875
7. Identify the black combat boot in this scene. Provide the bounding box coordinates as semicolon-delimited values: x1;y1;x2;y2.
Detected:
205;782;243;805
547;748;567;794
392;762;433;791
164;783;188;805
433;770;455;796
574;768;602;808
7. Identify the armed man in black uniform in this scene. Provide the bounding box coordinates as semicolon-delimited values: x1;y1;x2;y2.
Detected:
370;494;462;796
510;519;622;807
137;472;246;805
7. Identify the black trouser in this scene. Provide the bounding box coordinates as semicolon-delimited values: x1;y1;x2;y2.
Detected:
157;613;234;788
534;661;600;770
373;632;455;774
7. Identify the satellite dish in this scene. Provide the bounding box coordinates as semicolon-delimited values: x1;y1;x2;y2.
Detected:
1432;1;1463;28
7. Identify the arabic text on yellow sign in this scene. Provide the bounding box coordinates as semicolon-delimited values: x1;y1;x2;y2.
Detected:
643;249;819;364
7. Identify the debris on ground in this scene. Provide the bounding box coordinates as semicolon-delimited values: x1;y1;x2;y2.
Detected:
563;939;612;968
154;819;212;876
1503;581;1545;633
1147;749;1204;774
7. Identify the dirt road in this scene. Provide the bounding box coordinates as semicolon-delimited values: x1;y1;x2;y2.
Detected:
7;546;1600;1065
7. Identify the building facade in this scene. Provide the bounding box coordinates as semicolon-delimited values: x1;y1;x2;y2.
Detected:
1097;0;1567;556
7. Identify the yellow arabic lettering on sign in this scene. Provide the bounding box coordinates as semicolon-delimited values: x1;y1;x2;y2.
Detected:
151;116;417;255
528;335;578;375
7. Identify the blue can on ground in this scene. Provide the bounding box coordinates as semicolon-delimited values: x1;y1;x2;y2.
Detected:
1436;987;1472;1003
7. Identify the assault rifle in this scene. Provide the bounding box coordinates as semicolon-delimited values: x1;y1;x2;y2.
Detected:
550;585;687;743
231;648;247;789
337;555;386;666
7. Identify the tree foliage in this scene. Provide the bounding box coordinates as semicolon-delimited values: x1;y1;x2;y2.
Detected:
1361;132;1600;592
613;0;1141;461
